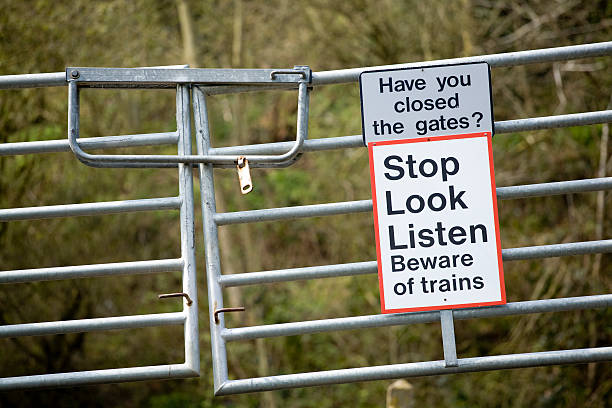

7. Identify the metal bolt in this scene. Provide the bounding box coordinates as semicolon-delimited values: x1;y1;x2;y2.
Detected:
70;70;79;79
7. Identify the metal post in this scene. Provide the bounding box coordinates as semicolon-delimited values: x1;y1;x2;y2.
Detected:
176;84;200;374
192;85;229;391
440;310;458;367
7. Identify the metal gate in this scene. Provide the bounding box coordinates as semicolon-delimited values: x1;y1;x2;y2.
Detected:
0;71;201;388
1;42;611;394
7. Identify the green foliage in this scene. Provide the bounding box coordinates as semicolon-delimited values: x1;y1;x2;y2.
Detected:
147;392;208;408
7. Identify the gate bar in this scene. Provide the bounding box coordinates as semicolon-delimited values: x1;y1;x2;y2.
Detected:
221;294;612;341
0;363;197;391
176;84;200;374
216;347;612;395
69;67;306;87
1;41;610;90
0;72;66;89
0;197;181;222
502;240;612;260
497;178;612;199
312;41;612;85
193;85;229;390
210;110;612;157
0;132;178;156
0;312;185;338
219;240;612;287
0;65;189;89
214;177;612;224
219;261;376;287
0;258;183;284
440;310;458;367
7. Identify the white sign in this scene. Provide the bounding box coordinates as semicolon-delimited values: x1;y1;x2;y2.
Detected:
360;62;493;144
369;134;505;313
362;63;504;313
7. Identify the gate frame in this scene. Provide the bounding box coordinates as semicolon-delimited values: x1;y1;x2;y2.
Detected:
0;41;611;394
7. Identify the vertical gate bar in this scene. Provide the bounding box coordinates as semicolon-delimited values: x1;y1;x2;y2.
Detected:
67;81;79;161
177;85;200;374
440;310;458;367
193;85;229;390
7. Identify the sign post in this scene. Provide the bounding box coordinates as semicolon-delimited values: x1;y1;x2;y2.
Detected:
360;62;505;314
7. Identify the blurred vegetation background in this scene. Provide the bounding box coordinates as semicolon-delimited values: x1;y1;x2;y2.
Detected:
1;0;611;407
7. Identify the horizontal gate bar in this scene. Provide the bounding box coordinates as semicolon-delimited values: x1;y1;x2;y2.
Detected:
210;110;612;157
0;258;184;284
497;177;612;199
221;294;611;341
0;72;66;89
0;65;189;90
311;41;612;85
219;240;612;287
208;135;362;156
495;110;612;133
0;363;198;391
1;42;609;91
218;261;375;287
70;67;308;87
0;132;179;156
503;239;612;260
216;346;612;395
214;177;612;225
0;197;181;221
0;312;185;338
214;200;371;225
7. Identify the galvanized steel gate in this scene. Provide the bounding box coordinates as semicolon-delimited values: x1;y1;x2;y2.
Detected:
1;42;611;394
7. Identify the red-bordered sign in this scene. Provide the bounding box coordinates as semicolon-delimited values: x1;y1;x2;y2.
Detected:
369;132;505;314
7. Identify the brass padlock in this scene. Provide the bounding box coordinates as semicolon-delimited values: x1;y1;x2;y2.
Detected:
236;156;253;194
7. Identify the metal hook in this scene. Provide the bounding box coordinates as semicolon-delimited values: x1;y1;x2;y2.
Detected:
214;307;246;324
158;292;193;306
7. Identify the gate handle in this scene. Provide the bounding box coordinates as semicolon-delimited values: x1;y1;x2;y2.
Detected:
66;66;311;168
